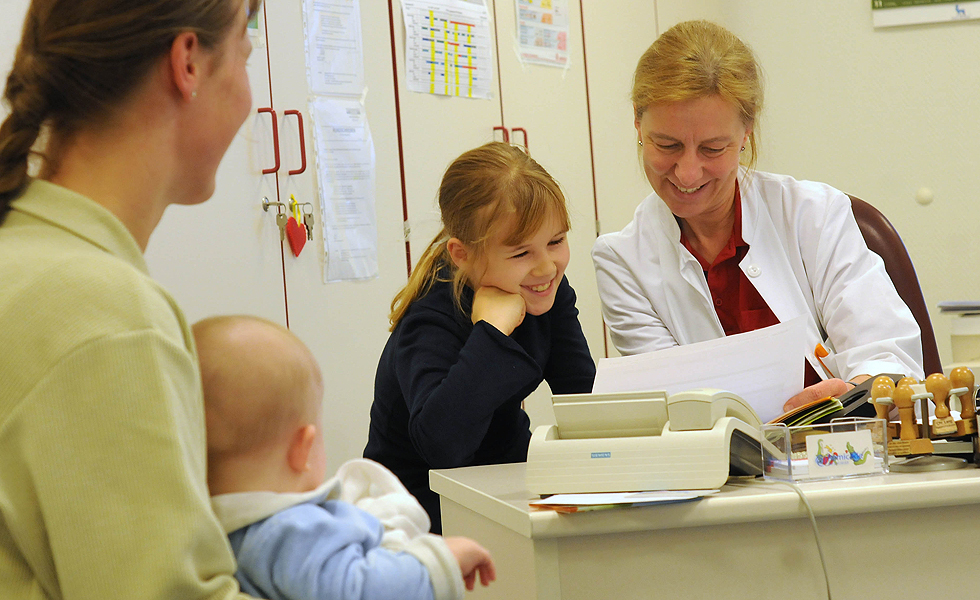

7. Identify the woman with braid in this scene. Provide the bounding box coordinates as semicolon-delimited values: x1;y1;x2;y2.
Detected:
0;0;263;598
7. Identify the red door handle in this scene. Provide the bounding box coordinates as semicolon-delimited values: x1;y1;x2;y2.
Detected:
257;107;280;174
510;127;527;149
284;109;306;175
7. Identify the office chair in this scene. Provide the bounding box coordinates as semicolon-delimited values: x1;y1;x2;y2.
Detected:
848;194;942;376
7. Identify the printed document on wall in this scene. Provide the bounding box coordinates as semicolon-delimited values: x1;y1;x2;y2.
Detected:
401;0;493;99
310;96;378;281
516;0;569;68
304;0;365;96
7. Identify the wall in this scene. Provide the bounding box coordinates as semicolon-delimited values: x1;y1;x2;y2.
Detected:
710;1;980;367
596;0;979;368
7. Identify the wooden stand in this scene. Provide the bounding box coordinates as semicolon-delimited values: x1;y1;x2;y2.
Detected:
888;438;934;456
870;369;977;461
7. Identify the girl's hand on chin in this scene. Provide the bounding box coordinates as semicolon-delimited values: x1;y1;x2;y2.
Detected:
471;286;526;336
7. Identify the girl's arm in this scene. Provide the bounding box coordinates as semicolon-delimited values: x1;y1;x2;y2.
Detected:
394;309;540;468
543;277;596;394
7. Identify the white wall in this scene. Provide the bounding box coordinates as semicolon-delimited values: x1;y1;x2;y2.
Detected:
729;2;980;368
0;3;30;123
645;0;980;368
5;0;977;377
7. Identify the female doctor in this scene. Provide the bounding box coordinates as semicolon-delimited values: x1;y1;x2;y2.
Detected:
591;20;923;412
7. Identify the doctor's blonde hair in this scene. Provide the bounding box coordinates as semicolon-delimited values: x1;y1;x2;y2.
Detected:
632;20;764;171
389;142;570;330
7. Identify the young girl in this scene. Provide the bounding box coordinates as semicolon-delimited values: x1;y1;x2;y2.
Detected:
364;142;596;532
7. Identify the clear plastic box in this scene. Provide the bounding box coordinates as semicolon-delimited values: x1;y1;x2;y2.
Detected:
761;417;889;482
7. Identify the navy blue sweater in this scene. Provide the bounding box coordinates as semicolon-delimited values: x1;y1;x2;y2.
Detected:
364;274;595;532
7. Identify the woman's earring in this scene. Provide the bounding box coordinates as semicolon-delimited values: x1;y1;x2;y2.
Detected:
191;90;198;99
740;146;745;152
638;139;643;146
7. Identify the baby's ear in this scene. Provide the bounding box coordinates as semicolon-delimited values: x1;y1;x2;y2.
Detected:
286;424;317;473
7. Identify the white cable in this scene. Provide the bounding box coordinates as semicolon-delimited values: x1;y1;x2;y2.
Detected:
774;481;832;600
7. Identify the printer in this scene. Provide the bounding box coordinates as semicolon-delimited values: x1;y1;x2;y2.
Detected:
525;388;764;495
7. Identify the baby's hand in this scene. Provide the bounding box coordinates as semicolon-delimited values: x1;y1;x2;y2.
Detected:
443;536;496;591
471;286;525;336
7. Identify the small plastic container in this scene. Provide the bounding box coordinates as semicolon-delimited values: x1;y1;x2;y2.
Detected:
762;417;889;482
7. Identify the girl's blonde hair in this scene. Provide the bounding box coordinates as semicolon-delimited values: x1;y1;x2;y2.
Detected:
632;20;764;170
389;142;570;330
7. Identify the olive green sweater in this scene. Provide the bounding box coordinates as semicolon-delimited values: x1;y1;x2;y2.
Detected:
0;180;250;599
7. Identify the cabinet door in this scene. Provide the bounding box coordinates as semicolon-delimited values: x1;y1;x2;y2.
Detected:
266;0;410;472
390;0;505;267
486;0;602;426
493;0;604;362
144;6;287;326
580;2;666;358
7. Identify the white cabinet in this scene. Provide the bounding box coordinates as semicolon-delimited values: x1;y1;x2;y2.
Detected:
144;3;407;474
391;0;605;366
0;0;653;468
145;10;286;326
266;1;407;468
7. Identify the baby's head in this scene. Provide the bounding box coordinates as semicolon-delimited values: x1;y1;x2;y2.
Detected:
193;315;327;495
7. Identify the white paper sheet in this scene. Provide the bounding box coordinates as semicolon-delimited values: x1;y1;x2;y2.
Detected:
400;0;494;99
304;0;365;97
592;316;807;423
530;489;718;507
309;96;378;281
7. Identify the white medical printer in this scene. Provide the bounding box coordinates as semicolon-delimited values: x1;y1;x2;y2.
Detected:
525;388;765;495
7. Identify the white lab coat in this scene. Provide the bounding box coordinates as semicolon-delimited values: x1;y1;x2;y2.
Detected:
592;169;924;383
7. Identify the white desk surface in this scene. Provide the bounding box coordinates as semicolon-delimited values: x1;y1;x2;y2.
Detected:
430;461;980;539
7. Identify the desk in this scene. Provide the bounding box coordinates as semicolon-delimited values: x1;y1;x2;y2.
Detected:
430;463;980;599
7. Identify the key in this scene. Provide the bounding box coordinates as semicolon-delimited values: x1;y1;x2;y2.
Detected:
276;212;287;241
304;211;314;240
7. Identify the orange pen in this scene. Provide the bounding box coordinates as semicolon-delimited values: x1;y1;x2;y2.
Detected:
814;343;834;378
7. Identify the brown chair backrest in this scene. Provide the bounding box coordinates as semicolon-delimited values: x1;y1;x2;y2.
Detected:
848;195;941;376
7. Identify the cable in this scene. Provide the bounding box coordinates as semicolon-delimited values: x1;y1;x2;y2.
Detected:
773;481;832;600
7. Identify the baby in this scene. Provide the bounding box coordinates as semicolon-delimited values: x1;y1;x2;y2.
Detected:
194;315;495;600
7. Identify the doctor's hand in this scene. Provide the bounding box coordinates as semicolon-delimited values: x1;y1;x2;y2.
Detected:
471;286;526;336
782;378;851;413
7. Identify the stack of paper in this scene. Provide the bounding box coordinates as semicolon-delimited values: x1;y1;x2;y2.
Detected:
529;490;718;513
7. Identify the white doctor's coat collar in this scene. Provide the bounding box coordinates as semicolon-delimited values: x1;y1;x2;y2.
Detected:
649;169;828;375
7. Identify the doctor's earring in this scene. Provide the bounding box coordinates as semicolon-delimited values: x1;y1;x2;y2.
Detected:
637;139;643;146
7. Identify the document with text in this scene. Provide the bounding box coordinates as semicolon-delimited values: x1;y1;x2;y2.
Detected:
592;316;806;423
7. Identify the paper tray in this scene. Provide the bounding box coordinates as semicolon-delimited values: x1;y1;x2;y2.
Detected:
762;417;889;482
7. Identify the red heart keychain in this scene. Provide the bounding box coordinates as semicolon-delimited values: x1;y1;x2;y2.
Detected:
286;216;306;257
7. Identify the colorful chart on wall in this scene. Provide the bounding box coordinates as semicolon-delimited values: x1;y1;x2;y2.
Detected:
515;0;569;68
401;0;494;99
872;0;980;27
